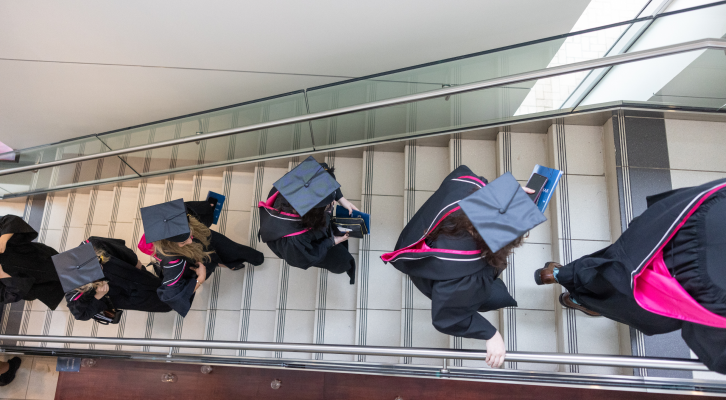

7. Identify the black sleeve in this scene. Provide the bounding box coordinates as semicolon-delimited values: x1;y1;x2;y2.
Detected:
646;187;690;208
185;201;215;227
682;322;726;374
65;291;109;321
0;215;38;244
270;232;334;269
430;276;497;340
320;162;344;201
156;258;197;317
0;277;35;304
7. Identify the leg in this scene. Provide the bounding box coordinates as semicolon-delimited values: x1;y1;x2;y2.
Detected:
209;230;264;269
318;243;356;285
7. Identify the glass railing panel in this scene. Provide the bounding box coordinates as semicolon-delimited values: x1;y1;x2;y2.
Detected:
580;3;726;107
0;154;139;196
121;93;312;177
578;48;726;111
0;135;111;174
306;24;645;117
312;72;587;150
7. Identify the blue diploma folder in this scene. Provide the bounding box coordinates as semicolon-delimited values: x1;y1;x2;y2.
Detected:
530;165;562;213
206;191;226;225
335;206;371;234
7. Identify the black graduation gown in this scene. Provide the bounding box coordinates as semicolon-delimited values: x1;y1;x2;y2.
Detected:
382;165;516;341
556;178;726;373
258;188;355;281
186;201;264;270
0;215;64;309
64;237;171;321
152;201;263;317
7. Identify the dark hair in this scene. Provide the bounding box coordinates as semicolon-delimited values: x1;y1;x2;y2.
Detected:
271;163;336;231
426;209;525;272
274;194;329;231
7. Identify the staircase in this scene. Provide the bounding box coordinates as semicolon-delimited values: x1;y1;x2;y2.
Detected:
1;119;637;375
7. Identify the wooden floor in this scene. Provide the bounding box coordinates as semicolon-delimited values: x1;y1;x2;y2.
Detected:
53;359;713;400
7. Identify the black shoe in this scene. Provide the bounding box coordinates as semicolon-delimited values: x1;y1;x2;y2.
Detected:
227;262;245;271
347;264;356;285
0;357;22;386
559;293;601;317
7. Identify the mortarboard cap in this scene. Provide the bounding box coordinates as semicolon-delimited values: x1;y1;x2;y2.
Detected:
273;156;341;217
459;172;547;253
51;242;106;293
140;199;191;243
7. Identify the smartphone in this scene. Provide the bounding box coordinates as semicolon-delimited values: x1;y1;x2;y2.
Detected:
525;173;548;203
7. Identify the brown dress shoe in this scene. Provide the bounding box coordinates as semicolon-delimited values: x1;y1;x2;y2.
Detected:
559;293;601;317
534;262;562;285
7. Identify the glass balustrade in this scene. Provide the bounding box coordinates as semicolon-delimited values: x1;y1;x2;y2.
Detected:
0;3;724;197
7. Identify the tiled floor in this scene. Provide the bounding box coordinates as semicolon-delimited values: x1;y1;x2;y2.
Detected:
0;355;58;400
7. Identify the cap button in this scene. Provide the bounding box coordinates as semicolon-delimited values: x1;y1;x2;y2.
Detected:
304;183;310;188
163;219;167;222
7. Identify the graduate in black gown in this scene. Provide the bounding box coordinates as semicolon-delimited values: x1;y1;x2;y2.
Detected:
535;178;726;374
0;215;64;309
258;156;357;284
140;199;264;317
382;166;545;368
62;237;171;322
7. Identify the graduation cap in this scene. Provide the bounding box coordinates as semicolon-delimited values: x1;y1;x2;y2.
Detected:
273;156;341;217
140;199;191;243
459;172;547;253
51;242;106;293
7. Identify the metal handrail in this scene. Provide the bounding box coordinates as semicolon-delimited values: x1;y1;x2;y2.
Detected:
0;334;709;371
1;38;724;177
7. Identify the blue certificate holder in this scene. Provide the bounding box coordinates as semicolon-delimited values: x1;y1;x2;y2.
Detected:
206;191;226;225
530;165;563;213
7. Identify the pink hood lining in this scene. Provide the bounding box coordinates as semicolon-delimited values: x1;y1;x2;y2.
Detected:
258;191;301;218
137;234;162;261
381;206;481;263
382;176;487;263
633;183;726;328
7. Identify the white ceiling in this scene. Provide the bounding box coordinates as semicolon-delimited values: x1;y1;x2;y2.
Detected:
0;0;590;150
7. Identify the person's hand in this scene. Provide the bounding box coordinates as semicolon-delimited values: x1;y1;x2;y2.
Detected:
192;262;207;285
485;331;506;368
521;186;535;194
337;197;359;216
0;264;10;279
94;282;109;300
334;233;349;245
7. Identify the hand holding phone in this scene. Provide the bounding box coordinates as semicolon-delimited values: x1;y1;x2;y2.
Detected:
525;173;548;203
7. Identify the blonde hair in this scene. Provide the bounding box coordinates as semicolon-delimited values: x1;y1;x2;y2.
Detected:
95;248;109;265
74;248;109;293
76;280;106;294
153;215;214;263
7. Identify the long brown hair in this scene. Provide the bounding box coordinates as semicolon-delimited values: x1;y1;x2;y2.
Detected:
426;209;525;272
153;215;214;263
